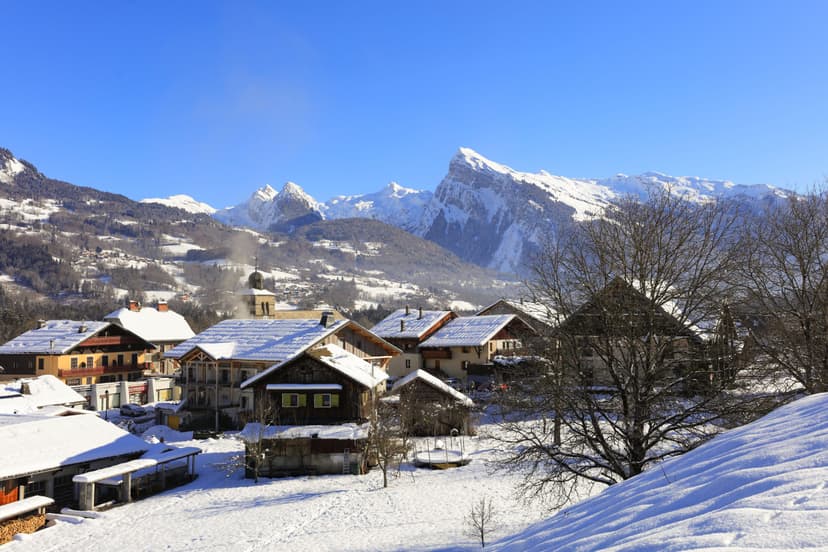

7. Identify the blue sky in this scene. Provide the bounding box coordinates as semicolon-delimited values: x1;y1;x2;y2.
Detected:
1;1;826;207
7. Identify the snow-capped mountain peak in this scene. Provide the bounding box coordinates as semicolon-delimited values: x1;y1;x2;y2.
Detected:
252;184;278;202
140;194;217;215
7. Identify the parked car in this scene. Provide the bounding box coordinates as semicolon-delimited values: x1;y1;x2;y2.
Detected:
442;378;462;391
120;403;146;417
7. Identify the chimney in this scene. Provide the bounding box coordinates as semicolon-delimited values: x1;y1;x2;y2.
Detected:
405;305;410;315
418;306;423;320
78;323;88;333
37;319;46;329
400;320;405;332
128;300;141;312
320;311;335;328
157;300;169;313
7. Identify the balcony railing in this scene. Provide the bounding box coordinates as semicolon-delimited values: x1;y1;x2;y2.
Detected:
58;363;146;378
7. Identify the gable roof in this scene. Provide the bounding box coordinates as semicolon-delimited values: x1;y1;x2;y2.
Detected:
388;369;474;407
477;299;561;330
419;315;519;348
371;309;456;340
242;344;388;390
0;411;149;480
104;306;195;343
0;320;131;355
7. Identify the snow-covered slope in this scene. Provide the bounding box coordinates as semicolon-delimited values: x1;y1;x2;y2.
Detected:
414;148;785;273
0;150;27;185
140;194;216;215
323;181;432;232
494;393;828;551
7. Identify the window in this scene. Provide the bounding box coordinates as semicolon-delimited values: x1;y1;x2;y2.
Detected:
220;370;229;384
281;393;306;408
131;353;138;366
117;354;124;366
240;396;248;410
314;393;339;408
435;359;441;370
86;356;94;369
462;346;470;353
66;378;81;386
70;357;78;369
405;359;411;369
86;377;92;384
37;358;44;370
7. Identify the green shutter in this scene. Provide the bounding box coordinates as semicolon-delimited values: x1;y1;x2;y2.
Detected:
281;393;292;408
331;394;339;407
298;394;307;407
314;394;323;408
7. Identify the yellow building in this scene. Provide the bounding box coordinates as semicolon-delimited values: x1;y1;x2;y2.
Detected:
0;320;154;386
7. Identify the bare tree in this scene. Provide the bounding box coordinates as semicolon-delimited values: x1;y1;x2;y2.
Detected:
466;496;496;548
737;191;828;393
369;396;410;488
493;187;762;505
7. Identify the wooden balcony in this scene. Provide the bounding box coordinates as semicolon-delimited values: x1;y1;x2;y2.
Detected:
421;348;452;359
58;363;145;378
80;335;144;347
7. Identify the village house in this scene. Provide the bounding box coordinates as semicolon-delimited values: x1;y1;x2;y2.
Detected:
417;315;536;385
0;321;154;389
385;369;475;436
104;299;195;376
238;343;388;476
554;277;738;389
370;307;457;378
165;312;400;428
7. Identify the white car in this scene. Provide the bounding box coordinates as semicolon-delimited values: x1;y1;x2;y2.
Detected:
119;403;146;417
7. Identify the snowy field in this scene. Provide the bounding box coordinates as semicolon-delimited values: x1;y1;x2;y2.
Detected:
7;394;828;551
6;421;545;551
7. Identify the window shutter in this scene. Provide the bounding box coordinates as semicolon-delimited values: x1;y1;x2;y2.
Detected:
331;394;339;407
281;394;292;408
298;394;307;407
314;394;323;408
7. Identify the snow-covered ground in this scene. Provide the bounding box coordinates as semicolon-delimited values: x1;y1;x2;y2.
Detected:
7;394;828;551
6;419;544;551
493;393;828;551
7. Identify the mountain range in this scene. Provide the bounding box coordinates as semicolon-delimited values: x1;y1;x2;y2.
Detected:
155;148;787;274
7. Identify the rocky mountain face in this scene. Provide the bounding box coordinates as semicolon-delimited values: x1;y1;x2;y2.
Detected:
196;147;786;275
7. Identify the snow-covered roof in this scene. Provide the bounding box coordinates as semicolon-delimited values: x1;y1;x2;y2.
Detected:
0;320;111;355
244;344;389;390
478;299;561;328
104;306;195;343
0;411;149;480
239;422;369;443
0;375;86;414
164;318;351;361
371;309;455;340
309;344;389;388
420;315;516;348
389;369;474;407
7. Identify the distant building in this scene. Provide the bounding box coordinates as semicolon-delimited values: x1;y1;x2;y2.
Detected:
105;300;196;375
370;307;457;378
476;298;561;334
0;321;154;387
239;270;277;318
418;315;536;383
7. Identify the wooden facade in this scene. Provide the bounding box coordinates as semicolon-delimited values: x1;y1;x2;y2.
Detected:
250;355;378;425
391;378;474;436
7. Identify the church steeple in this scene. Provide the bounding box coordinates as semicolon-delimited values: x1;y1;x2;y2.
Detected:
239;259;276;318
